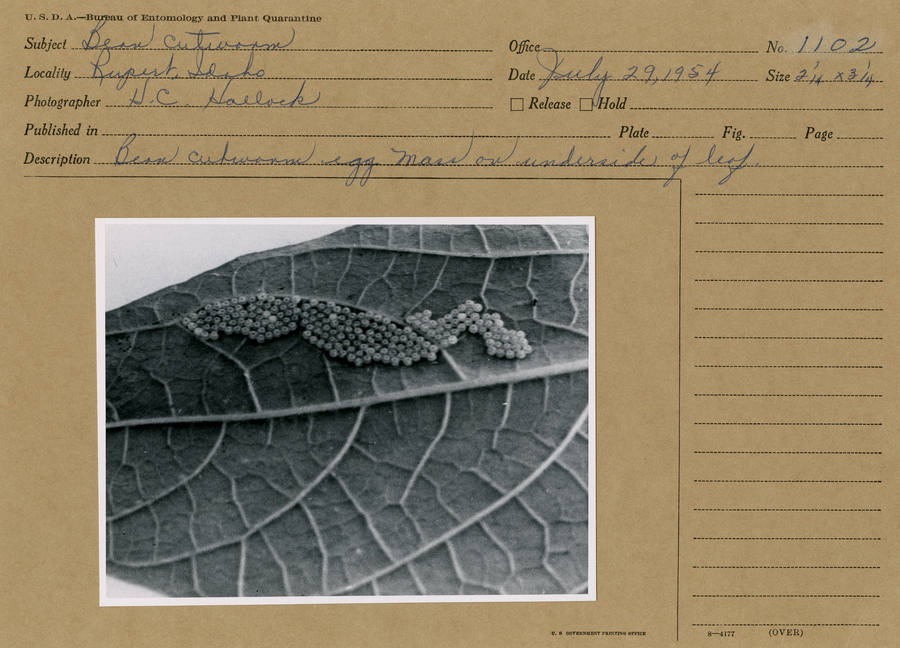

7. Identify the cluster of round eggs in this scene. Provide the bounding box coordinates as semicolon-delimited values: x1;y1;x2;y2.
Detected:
297;299;440;367
181;294;302;342
405;300;533;360
181;294;532;364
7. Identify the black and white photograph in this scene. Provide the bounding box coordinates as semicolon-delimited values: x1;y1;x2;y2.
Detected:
100;219;595;602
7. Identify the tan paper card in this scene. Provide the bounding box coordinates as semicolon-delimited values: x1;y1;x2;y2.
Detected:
2;1;896;646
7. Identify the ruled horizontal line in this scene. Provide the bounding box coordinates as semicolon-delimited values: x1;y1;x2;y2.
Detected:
20;174;632;179
695;365;882;368
77;76;494;81
695;452;881;454
695;250;882;254
694;566;880;569
75;48;495;52
696;193;883;197
695;279;882;282
695;422;880;425
87;161;882;170
700;166;881;169
550;78;757;82
694;595;878;598
695;537;880;540
792;79;883;83
101;134;614;139
694;479;881;484
555;49;758;53
694;337;882;340
106;105;494;109
634;107;882;111
695;308;882;311
695;221;883;225
694;508;880;512
694;393;881;397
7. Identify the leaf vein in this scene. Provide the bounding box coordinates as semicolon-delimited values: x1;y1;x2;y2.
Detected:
569;254;588;328
515;494;566;592
110;409;367;569
260;530;292;596
107;423;227;522
335;404;590;594
475;225;491;255
237;538;248;597
332;473;398;563
300;501;328;595
357;254;396;306
525;257;539;323
401;393;452;504
540;225;562;251
493;384;514;451
479;520;515;593
406;255;449;316
297;244;586;258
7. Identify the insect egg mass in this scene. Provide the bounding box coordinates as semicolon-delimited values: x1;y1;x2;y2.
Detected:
182;295;533;365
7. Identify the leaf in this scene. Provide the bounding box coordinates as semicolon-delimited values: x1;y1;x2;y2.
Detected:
105;224;591;597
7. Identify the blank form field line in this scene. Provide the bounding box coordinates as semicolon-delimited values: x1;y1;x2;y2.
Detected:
106;105;495;110
695;365;883;368
695;250;882;254
76;76;495;82
549;78;758;82
694;422;880;426
554;49;758;53
695;308;883;311
634;107;882;111
694;393;881;397
694;479;881;484
694;537;880;540
75;47;495;52
694;221;883;225
694;566;880;569
694;279;883;283
694;336;882;340
694;595;879;598
101;134;615;139
694;508;880;512
695;193;883;197
695;452;881;455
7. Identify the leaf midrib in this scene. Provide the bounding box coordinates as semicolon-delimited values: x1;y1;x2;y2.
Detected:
106;358;590;429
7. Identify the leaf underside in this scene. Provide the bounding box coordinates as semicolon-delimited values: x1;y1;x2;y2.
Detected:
105;224;591;597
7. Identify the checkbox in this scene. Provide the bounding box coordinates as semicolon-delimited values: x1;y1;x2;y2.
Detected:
510;98;524;111
580;98;593;111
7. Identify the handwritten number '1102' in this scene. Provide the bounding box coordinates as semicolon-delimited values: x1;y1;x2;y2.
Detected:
798;36;876;53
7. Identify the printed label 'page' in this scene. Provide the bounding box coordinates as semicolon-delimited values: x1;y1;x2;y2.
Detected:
1;1;896;647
